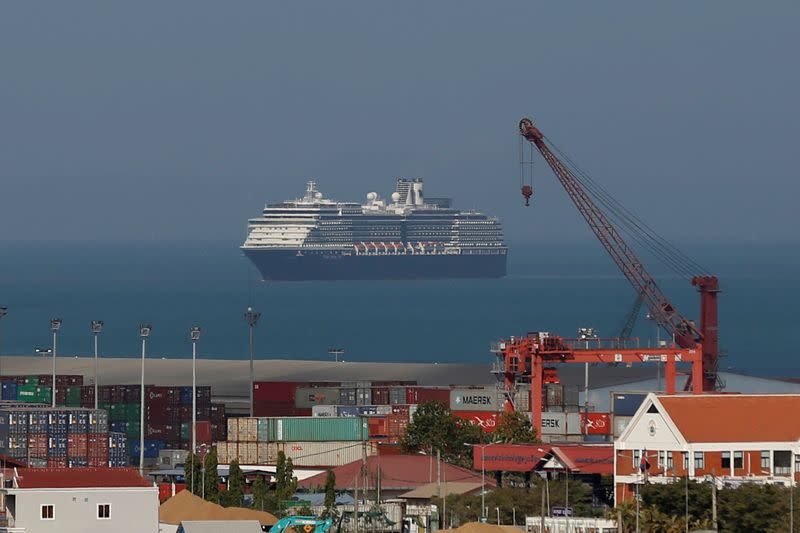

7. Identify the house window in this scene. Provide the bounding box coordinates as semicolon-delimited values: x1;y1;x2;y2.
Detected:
683;452;689;471
98;504;111;519
41;505;54;520
774;451;792;476
761;451;770;471
734;451;744;469
721;451;731;469
667;452;674;471
694;451;704;470
658;450;667;470
795;455;800;473
633;449;641;468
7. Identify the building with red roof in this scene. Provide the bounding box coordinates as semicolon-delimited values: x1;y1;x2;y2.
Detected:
298;455;494;499
1;467;158;533
615;393;800;505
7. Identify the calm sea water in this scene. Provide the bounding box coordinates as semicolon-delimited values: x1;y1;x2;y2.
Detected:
0;241;798;376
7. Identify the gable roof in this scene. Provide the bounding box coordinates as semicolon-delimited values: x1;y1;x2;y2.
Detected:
545;445;614;475
297;455;493;491
14;468;152;488
656;394;800;443
399;481;484;499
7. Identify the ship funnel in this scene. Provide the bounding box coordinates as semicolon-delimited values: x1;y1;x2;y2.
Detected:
413;181;424;206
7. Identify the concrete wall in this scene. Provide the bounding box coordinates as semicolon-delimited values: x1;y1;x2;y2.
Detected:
9;486;158;533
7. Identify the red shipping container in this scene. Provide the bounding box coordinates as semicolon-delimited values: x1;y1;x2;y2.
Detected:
253;381;308;403
47;457;68;468
367;417;388;437
67;433;88;458
196;421;212;445
147;423;180;440
88;433;108;456
386;413;409;437
453;411;499;433
407;387;450;405
391;405;410;415
372;388;389;405
581;413;611;435
88;457;108;467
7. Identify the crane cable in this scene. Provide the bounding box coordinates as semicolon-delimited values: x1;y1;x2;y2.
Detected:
543;136;711;279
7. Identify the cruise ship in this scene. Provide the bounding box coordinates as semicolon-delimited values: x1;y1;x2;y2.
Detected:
241;179;507;280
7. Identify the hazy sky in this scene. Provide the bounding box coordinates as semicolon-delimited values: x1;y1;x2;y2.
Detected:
2;1;798;245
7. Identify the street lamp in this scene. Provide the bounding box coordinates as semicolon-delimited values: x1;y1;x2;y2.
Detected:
50;318;62;407
91;320;103;410
0;306;7;376
138;324;152;476
190;326;201;454
465;441;500;522
245;308;261;417
328;347;344;363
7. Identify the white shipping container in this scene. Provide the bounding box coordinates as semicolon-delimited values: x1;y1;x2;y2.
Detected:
216;442;228;464
566;413;582;435
227;419;239;442
613;415;632;438
278;441;377;467
539;412;567;435
312;405;337;417
241;442;258;464
257;442;279;464
450;387;499;412
238;418;258;442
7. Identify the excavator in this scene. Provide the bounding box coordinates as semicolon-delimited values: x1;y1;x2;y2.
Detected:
268;516;336;533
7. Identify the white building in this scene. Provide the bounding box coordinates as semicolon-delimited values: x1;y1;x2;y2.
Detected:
1;467;159;533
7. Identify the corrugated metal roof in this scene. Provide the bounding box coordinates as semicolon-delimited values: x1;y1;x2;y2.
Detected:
546;445;614;475
15;467;152;488
179;520;262;533
400;481;484;499
657;394;800;443
298;455;493;491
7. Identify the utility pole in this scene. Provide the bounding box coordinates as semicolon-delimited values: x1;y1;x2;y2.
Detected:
91;320;103;410
541;483;546;533
50;318;62;407
354;467;359;533
190;326;201;454
138;324;152;476
436;449;442;530
245;307;260;417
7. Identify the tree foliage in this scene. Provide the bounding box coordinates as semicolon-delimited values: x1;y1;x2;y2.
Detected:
251;475;269;511
322;470;337;517
494;411;537;443
203;446;220;503
275;451;298;514
184;451;203;496
400;401;483;467
614;479;800;533
223;459;245;507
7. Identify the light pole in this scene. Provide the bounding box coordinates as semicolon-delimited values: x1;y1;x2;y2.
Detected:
91;320;103;410
190;326;201;454
0;306;8;375
50;318;62;407
466;441;499;522
138;324;152;476
245;308;260;417
328;347;344;363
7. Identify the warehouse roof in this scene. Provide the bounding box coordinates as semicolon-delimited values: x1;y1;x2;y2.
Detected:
400;481;484;499
657;394;800;443
298;455;493;491
14;467;152;488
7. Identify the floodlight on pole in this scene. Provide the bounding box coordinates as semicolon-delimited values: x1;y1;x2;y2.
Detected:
245;308;261;417
138;324;152;476
0;306;7;375
328;348;345;363
91;320;103;410
190;326;201;454
50;318;62;408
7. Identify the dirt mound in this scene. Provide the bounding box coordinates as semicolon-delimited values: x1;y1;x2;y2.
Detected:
446;522;515;533
159;489;278;525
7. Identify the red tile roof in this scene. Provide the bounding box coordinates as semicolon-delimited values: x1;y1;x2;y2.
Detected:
15;468;152;489
546;445;614;475
658;394;800;443
298;455;493;491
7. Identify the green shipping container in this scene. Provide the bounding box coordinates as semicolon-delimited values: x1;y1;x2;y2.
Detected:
181;422;190;440
125;403;141;422
262;417;368;442
125;422;140;439
66;386;82;407
109;403;127;422
17;385;51;404
24;376;39;386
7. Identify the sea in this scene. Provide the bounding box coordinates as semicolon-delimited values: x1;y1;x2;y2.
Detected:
0;241;798;377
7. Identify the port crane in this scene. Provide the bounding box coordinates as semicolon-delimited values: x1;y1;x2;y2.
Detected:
497;117;720;435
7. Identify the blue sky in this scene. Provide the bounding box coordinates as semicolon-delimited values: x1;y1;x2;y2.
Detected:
2;1;798;244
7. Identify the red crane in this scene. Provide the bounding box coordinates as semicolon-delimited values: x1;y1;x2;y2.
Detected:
517;117;720;392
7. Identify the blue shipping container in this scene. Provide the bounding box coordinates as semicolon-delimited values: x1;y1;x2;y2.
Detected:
612;393;647;417
1;381;18;401
336;406;360;417
68;412;89;433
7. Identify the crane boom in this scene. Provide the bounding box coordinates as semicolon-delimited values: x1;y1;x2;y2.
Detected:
518;117;720;391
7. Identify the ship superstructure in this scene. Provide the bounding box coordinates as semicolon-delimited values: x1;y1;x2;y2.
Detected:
242;178;507;280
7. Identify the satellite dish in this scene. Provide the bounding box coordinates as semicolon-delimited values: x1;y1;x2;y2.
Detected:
367;192;377;202
391;192;401;203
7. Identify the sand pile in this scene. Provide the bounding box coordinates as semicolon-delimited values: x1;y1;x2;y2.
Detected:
445;522;519;533
159;489;278;525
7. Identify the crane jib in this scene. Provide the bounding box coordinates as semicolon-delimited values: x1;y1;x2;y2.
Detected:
518;117;720;392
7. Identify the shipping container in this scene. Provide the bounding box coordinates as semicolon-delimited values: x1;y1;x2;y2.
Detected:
239;442;258;464
237;418;258;442
450;387;499;412
273;417;368;442
613;415;633;438
545;384;563;409
311;405;337;417
406;387;450;405
294;387;340;408
580;413;611;435
336;406;360;418
453;411;499;433
566;413;582;435
280;440;376;467
538;412;567;435
612;393;647;417
2;381;18;401
227;418;239;442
